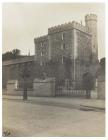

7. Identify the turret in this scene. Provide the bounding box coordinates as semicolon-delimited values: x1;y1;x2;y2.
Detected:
85;14;98;61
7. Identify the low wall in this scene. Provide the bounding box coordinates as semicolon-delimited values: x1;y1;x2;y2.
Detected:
33;78;55;96
5;89;33;96
4;79;105;99
4;78;55;97
6;80;18;95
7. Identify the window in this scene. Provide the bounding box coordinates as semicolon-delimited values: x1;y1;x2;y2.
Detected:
61;33;65;40
61;56;65;64
41;52;44;56
41;42;43;47
61;43;65;50
61;44;63;50
63;43;65;49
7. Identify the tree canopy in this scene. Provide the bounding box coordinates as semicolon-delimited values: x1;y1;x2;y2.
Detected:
2;49;21;61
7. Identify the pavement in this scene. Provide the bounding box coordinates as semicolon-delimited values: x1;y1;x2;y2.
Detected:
3;95;105;136
2;95;105;112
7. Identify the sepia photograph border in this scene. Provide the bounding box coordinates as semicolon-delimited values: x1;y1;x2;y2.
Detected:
0;0;108;140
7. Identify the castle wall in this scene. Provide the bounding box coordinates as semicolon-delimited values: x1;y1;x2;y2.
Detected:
2;65;10;88
2;58;35;89
34;19;92;65
48;21;90;34
3;14;98;91
49;29;74;62
76;30;92;61
33;18;93;85
71;29;92;83
34;35;49;65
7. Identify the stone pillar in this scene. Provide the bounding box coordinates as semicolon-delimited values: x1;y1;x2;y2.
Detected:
6;80;18;95
97;80;105;99
91;79;98;99
33;78;55;97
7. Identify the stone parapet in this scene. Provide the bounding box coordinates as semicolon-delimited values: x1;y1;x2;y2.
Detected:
85;14;97;22
34;35;48;43
2;56;35;66
48;21;90;35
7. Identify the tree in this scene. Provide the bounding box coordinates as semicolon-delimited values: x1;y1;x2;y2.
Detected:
2;51;13;61
82;72;95;99
2;49;21;61
47;59;59;78
100;57;105;72
64;57;72;79
33;62;44;79
12;49;20;58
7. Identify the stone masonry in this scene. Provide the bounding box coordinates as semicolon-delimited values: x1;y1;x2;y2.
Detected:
3;14;99;91
34;14;98;84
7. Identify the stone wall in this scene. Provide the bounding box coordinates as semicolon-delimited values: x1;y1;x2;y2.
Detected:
50;30;74;62
97;72;105;100
48;21;90;34
6;80;18;95
4;78;55;97
3;14;98;92
97;59;105;100
97;81;105;99
33;78;55;96
34;35;49;65
34;16;92;65
2;59;35;89
76;30;92;61
74;60;87;82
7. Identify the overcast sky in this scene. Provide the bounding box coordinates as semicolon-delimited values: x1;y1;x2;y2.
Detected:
2;3;105;59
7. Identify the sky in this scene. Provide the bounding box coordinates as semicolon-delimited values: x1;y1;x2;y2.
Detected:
2;3;105;59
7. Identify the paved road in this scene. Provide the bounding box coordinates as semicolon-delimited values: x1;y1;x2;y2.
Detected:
3;95;105;109
3;99;105;137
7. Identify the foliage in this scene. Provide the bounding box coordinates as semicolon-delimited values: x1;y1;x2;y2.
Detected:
45;57;72;80
46;59;59;78
64;57;72;79
82;72;95;90
2;49;21;61
100;57;105;71
34;63;45;79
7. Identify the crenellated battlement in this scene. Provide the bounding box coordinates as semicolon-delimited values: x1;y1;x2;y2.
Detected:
34;35;48;43
85;14;97;21
34;14;96;42
48;21;90;34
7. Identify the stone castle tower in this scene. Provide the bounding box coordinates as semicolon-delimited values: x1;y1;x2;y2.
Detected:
34;13;98;88
85;14;98;61
2;14;99;90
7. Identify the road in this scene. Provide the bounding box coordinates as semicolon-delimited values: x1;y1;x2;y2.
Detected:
3;99;105;137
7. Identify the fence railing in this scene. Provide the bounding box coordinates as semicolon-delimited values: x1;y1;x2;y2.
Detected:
55;80;86;97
